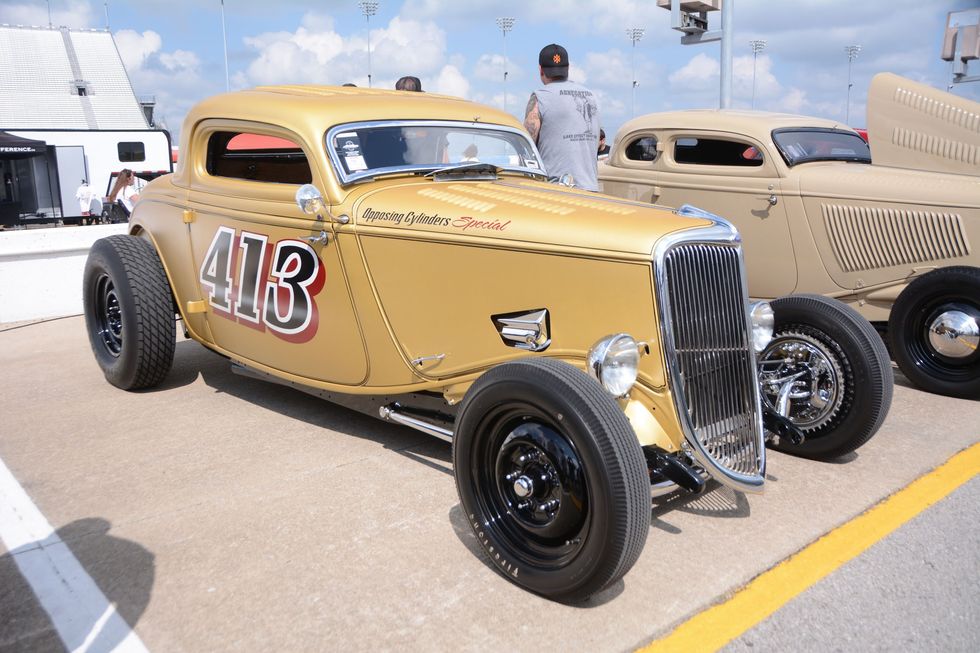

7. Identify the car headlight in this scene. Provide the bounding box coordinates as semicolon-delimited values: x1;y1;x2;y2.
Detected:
587;333;640;397
749;301;775;353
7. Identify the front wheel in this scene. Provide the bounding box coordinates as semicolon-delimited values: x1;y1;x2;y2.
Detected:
888;267;980;398
759;294;893;459
453;358;650;602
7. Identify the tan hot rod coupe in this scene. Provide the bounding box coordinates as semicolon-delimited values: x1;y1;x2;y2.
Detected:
83;87;891;600
600;73;980;399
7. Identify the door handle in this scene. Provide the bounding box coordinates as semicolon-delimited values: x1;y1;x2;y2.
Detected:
767;194;778;206
304;230;328;245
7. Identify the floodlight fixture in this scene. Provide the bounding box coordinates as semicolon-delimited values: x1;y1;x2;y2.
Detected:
496;17;516;112
844;44;862;124
627;28;645;117
749;39;767;109
359;1;380;88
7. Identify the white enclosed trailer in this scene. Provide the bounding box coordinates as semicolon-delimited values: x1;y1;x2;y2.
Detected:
3;129;172;225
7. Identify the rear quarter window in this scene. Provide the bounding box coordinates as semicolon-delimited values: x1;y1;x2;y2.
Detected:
206;131;312;184
674;137;763;167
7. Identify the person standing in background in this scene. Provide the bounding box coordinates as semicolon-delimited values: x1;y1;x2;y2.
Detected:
523;44;600;191
597;129;610;159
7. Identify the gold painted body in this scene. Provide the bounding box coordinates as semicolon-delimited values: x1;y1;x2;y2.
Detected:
599;74;980;323
130;86;724;453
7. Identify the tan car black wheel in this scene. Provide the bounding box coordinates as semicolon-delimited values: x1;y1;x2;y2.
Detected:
453;358;649;602
83;235;176;390
889;267;980;399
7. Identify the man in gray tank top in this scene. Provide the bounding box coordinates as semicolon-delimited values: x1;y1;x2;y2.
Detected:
523;44;600;191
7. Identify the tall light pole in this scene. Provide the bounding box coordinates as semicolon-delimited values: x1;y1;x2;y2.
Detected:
359;1;379;88
749;39;766;109
626;28;645;117
495;17;515;113
220;0;230;92
844;44;862;124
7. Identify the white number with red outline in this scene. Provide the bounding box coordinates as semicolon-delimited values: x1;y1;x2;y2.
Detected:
199;227;324;343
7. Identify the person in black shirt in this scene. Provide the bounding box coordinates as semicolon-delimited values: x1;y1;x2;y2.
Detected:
597;128;610;159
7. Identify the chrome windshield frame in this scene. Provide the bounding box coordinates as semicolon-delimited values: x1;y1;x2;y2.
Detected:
652;204;767;493
325;120;546;186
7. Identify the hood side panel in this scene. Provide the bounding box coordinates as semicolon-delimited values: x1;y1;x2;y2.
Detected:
867;72;980;176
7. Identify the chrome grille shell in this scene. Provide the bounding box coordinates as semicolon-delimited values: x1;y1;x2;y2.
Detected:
653;206;766;493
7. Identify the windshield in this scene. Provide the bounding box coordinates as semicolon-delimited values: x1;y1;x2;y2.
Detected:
772;128;871;166
326;121;543;184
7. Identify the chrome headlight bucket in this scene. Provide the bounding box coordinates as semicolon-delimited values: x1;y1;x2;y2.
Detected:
587;333;640;397
749;301;775;353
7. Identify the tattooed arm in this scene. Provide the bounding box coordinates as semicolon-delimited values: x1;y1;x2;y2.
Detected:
523;94;541;144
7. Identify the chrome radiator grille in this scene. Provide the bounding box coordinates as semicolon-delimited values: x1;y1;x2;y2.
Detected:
659;243;763;478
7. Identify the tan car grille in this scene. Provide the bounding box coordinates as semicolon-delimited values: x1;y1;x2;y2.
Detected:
822;204;971;273
659;243;763;477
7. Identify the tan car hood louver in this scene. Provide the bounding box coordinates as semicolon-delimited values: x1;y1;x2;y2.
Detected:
822;204;971;273
867;72;980;175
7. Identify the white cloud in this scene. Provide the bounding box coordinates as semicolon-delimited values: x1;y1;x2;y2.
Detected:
159;50;200;73
669;53;719;92
239;13;449;87
114;30;162;70
568;62;587;85
474;54;522;83
429;64;470;98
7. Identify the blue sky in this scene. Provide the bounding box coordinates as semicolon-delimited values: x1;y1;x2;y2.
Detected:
3;0;978;140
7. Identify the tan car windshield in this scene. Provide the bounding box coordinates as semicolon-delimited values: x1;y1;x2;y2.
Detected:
772;128;871;166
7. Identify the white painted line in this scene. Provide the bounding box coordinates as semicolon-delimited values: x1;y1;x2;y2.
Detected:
0;456;150;653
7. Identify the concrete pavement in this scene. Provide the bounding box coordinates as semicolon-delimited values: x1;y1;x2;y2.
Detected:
1;316;977;651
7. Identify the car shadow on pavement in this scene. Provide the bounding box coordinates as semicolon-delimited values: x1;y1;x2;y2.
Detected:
650;481;750;534
129;338;210;393
189;340;455;477
0;517;154;651
445;504;626;607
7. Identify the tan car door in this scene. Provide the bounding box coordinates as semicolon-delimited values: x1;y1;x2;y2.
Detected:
655;131;798;299
185;120;367;385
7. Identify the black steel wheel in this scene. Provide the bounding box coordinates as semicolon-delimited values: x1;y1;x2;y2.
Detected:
83;235;176;390
453;358;649;602
759;294;893;459
889;267;980;399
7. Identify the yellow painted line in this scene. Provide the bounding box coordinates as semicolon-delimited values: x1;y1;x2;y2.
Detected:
639;442;980;653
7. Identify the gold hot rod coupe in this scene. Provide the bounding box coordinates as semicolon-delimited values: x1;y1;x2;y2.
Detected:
600;73;980;399
83;87;891;600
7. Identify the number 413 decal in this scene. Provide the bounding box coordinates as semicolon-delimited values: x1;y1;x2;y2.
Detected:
199;226;325;343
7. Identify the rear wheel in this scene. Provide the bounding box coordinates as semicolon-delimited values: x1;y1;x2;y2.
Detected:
759;294;893;459
83;235;175;390
453;358;649;602
889;267;980;399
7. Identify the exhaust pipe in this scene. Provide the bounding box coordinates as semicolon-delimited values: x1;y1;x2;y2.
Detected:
379;403;454;444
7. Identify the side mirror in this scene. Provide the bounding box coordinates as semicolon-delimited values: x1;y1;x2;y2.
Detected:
295;184;349;224
296;184;325;216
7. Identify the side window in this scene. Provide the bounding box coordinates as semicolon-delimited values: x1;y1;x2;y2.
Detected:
206;131;312;184
625;136;659;162
118;141;146;162
674;137;764;167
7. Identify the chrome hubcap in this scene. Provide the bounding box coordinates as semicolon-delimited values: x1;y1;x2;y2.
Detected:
759;332;844;431
927;310;979;359
512;475;534;498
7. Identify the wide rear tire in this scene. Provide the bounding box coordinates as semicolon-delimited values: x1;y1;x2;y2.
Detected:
453;358;650;602
83;235;175;390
